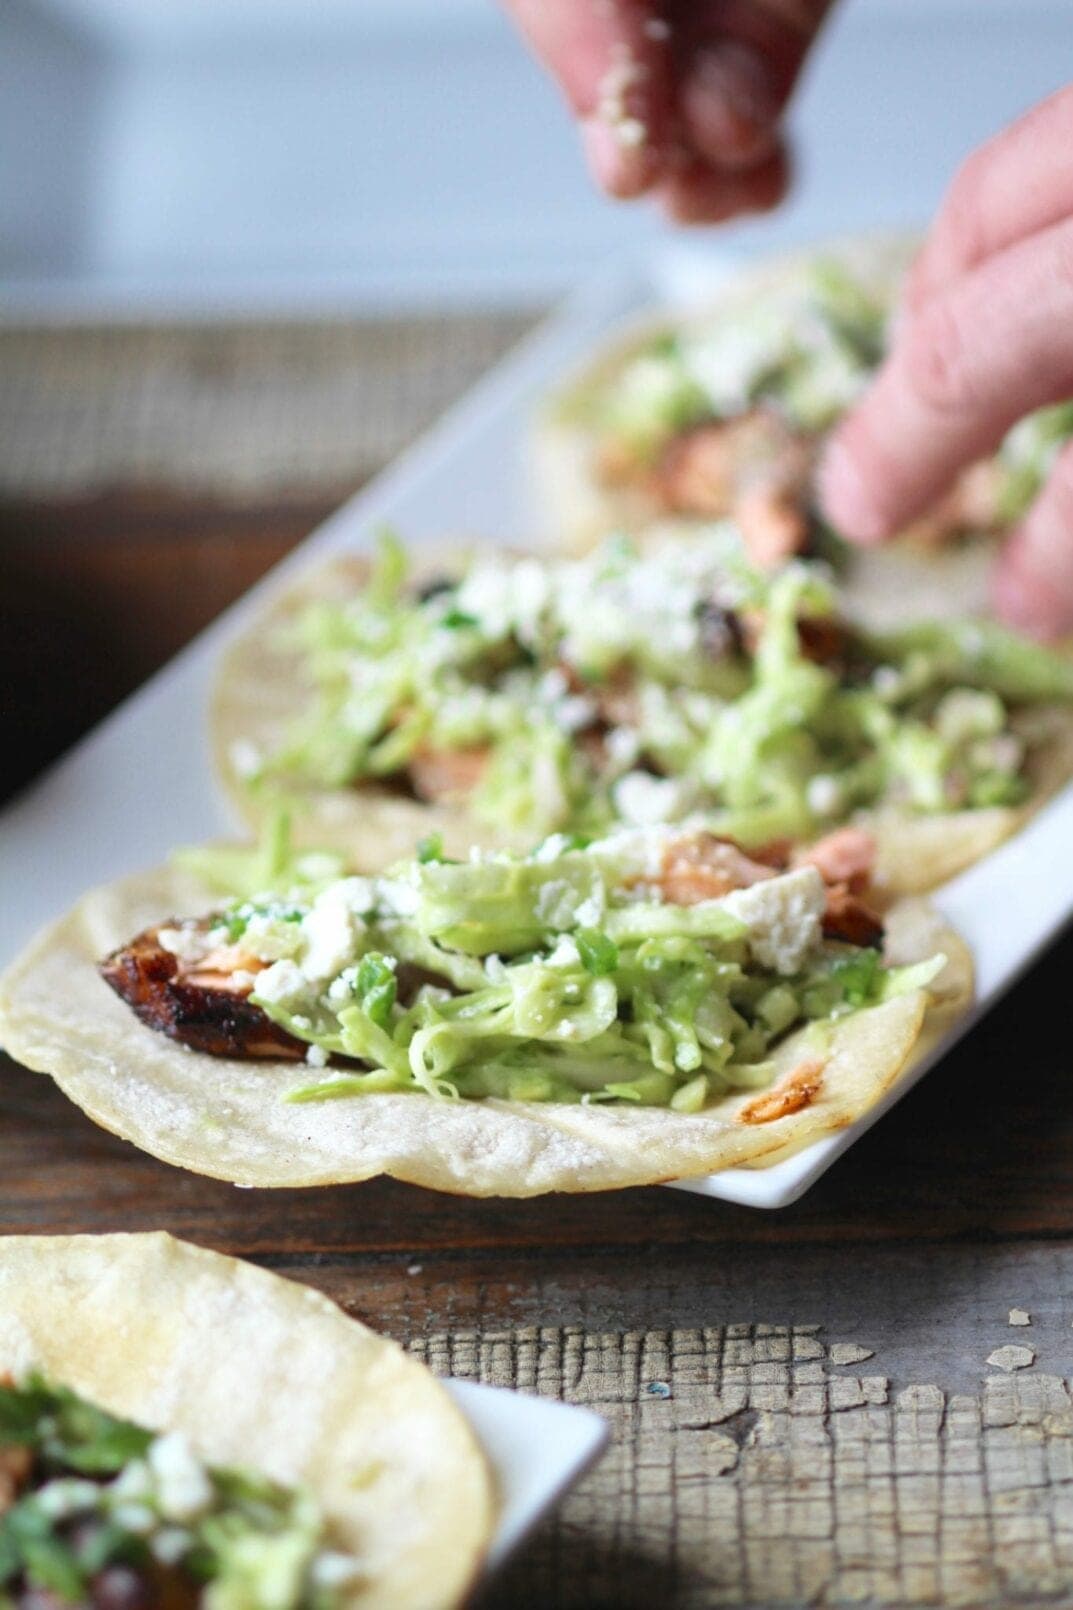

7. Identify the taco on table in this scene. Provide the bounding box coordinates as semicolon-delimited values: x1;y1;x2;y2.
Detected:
533;232;1073;612
213;530;1073;894
0;825;971;1195
0;1233;493;1610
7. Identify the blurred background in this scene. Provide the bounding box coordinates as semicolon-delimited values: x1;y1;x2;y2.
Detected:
2;0;1069;796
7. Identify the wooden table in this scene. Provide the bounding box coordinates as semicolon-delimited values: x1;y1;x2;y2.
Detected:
4;322;1073;1607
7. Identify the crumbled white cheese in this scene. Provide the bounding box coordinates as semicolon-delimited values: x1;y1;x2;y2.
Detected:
157;925;207;965
605;726;641;770
574;892;605;927
595;822;679;880
110;1460;152;1502
806;774;844;818
311;1554;362;1589
328;965;359;1003
149;1433;213;1523
538;668;569;703
872;665;903;699
613;771;693;827
596;44;648;149
534;833;575;863
253;959;306;1005
683;303;799;414
112;1502;157;1536
555;694;598;734
36;1479;101;1520
300;879;373;981
546;936;581;968
936;688;1003;745
151;1527;193;1567
457;556;550;640
720;866;827;975
535;879;581;931
377;877;420;918
229;738;262;780
306;1043;330;1067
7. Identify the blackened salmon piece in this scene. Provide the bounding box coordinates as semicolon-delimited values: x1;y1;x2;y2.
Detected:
654;833;778;905
654;410;812;525
821;886;885;948
408;744;490;803
99;928;306;1061
734;486;809;571
796;615;856;668
800;826;876;893
747;838;793;871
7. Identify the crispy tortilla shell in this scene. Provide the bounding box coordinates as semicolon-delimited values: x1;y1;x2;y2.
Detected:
0;864;971;1195
866;704;1073;895
0;1232;493;1610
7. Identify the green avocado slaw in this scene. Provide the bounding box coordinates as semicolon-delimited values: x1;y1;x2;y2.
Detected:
242;530;1073;849
171;826;944;1113
571;255;1073;485
0;1375;354;1610
580;258;890;451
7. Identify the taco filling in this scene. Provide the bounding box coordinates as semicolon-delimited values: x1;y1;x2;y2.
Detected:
0;1374;356;1610
237;532;1073;849
562;256;1073;558
100;827;944;1113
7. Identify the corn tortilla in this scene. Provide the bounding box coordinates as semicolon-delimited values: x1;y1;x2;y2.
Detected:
0;1232;494;1610
0;865;972;1195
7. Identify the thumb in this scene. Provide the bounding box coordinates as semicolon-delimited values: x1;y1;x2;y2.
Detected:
992;437;1073;639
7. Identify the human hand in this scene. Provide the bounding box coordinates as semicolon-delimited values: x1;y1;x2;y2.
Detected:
501;0;835;223
819;86;1073;638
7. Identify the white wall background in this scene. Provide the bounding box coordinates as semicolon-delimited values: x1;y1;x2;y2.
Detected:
2;0;1071;312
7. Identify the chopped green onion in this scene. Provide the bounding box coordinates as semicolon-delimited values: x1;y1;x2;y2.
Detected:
575;929;619;976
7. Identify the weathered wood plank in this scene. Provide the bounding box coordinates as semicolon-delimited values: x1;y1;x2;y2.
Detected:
463;1320;1073;1609
265;1253;1073;1607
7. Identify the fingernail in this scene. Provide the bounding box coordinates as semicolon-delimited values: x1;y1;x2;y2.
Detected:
682;42;780;170
817;439;890;545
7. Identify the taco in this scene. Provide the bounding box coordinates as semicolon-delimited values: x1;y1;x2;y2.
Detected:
533;233;1073;622
0;1232;493;1610
0;827;972;1194
212;530;1073;893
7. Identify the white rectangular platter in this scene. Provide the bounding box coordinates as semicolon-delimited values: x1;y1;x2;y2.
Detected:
3;243;1073;1213
446;1381;607;1574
